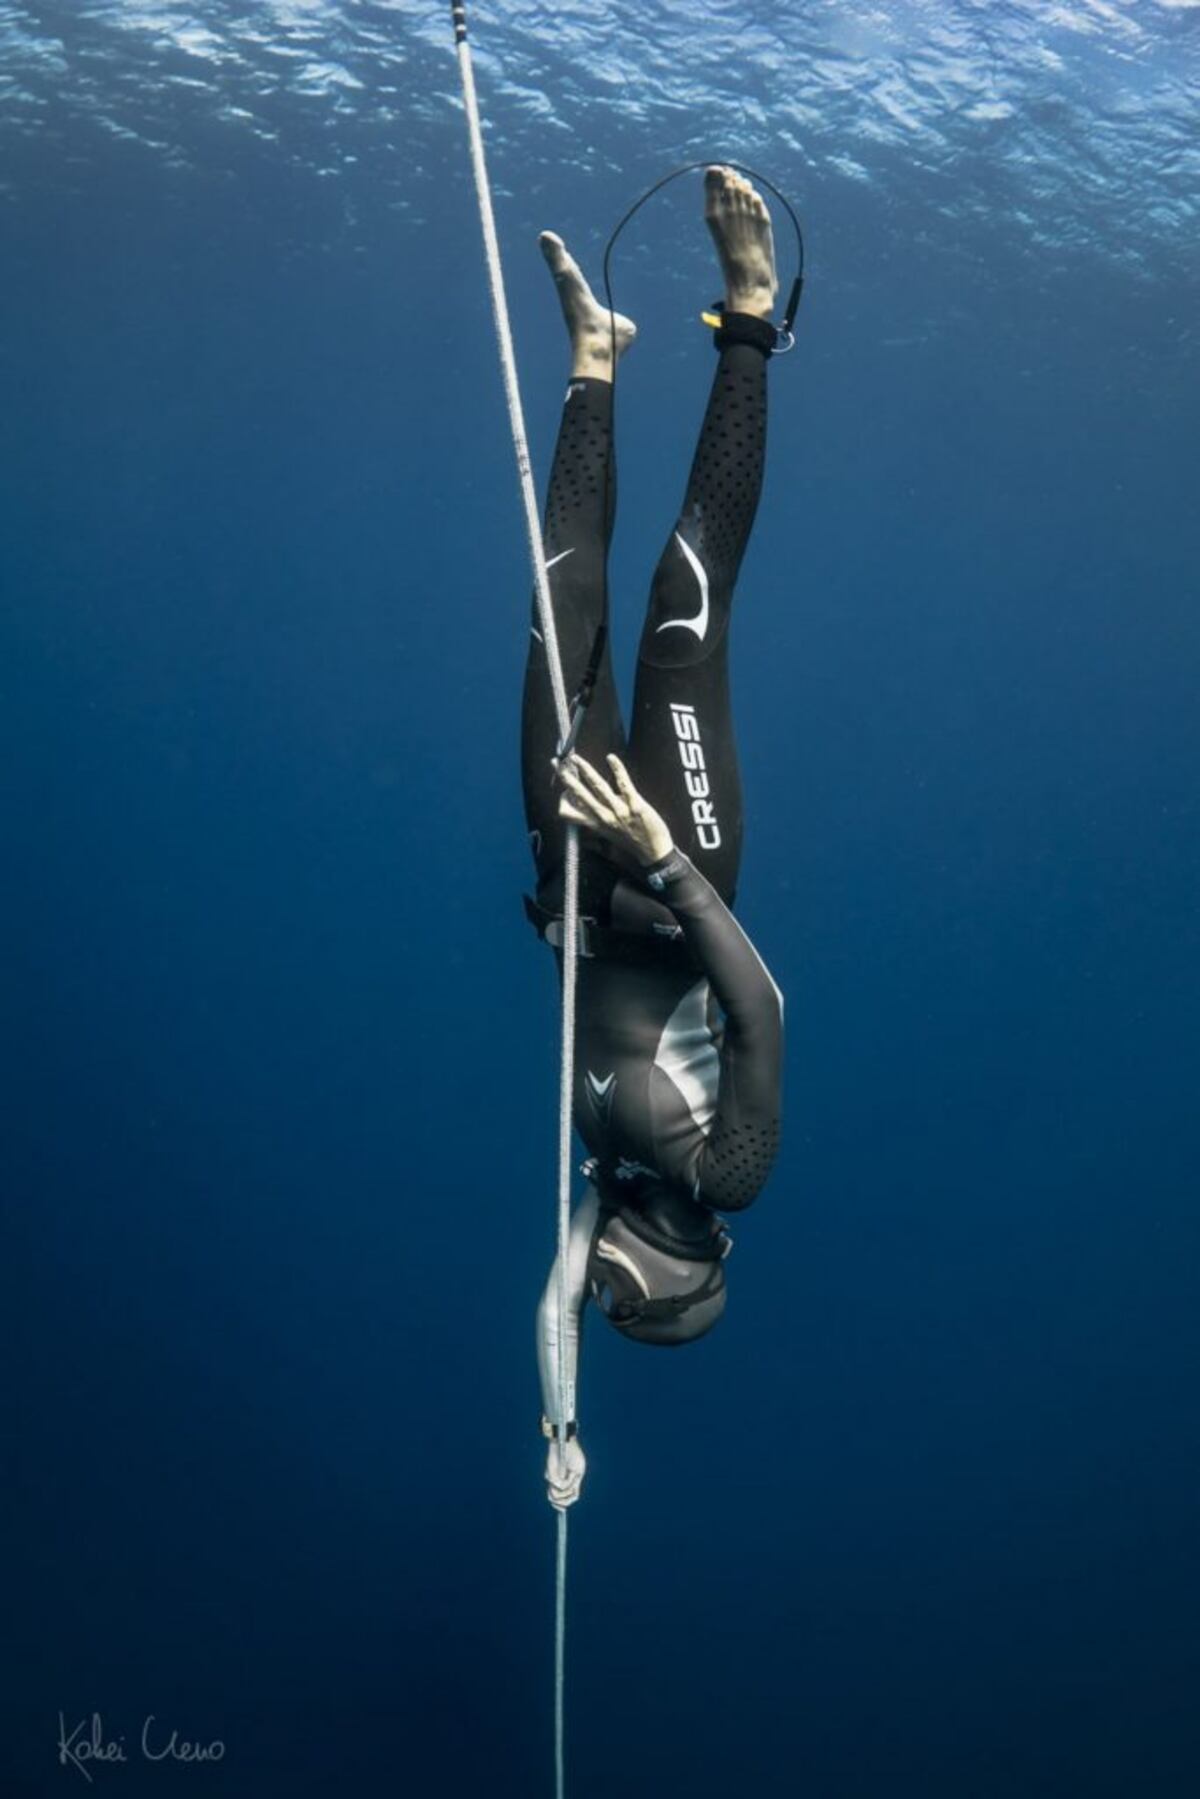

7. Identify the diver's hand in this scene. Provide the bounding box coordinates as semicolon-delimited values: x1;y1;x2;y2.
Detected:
556;752;674;868
545;1437;587;1511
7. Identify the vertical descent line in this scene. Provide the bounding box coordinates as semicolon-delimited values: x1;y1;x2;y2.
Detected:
449;7;576;1797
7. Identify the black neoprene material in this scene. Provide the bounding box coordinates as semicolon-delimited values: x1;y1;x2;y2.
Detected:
712;310;778;356
522;343;768;910
521;346;783;1216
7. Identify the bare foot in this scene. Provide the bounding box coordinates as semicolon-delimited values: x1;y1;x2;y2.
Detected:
539;231;636;381
704;166;778;319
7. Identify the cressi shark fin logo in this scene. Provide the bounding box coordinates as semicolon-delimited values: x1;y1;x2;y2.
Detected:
584;1069;617;1126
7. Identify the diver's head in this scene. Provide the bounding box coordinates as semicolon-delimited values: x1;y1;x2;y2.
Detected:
588;1204;731;1347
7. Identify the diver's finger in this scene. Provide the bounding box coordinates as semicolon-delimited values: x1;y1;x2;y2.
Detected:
606;755;640;808
557;765;601;810
568;753;621;811
559;783;614;830
558;798;592;826
560;768;617;827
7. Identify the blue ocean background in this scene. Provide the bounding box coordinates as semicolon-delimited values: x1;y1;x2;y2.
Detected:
4;3;1199;1794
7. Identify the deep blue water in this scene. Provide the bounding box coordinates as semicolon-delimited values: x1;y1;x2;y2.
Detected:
4;4;1199;1795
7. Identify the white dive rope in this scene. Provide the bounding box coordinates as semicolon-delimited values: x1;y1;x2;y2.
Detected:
450;6;577;1795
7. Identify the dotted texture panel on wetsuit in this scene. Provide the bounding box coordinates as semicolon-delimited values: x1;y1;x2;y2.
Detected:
545;382;615;548
637;344;767;680
700;1116;781;1212
690;358;766;585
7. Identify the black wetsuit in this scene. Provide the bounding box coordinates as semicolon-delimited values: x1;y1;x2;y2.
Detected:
522;341;784;1225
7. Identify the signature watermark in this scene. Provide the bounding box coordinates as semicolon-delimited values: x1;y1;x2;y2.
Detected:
57;1713;226;1784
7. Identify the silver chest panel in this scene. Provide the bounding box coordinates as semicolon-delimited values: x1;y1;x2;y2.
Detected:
653;978;720;1134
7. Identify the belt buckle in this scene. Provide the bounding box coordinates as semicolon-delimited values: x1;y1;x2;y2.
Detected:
547;914;596;957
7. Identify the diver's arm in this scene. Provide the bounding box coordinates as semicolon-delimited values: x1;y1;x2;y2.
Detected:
535;1187;599;1508
643;846;784;1046
554;750;783;1206
535;1188;597;1424
557;748;781;1045
643;847;784;1209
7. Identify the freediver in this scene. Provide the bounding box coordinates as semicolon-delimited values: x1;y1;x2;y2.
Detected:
524;167;786;1508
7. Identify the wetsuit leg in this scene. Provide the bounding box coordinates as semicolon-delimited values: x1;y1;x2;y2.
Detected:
626;342;768;907
521;376;627;915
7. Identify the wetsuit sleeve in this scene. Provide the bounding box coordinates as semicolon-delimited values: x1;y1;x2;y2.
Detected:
536;1187;600;1429
643;849;784;1210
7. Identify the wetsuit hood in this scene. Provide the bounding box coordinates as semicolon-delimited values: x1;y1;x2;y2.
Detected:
588;1195;730;1347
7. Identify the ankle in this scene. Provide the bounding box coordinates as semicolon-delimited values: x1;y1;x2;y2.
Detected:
570;335;616;382
570;360;614;384
725;287;776;320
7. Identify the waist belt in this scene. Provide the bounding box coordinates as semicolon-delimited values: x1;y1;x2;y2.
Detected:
523;894;698;971
581;1158;733;1264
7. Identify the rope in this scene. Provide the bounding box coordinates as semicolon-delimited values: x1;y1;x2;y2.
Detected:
449;6;576;1795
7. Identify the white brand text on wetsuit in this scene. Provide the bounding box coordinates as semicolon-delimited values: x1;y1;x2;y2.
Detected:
670;703;721;850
